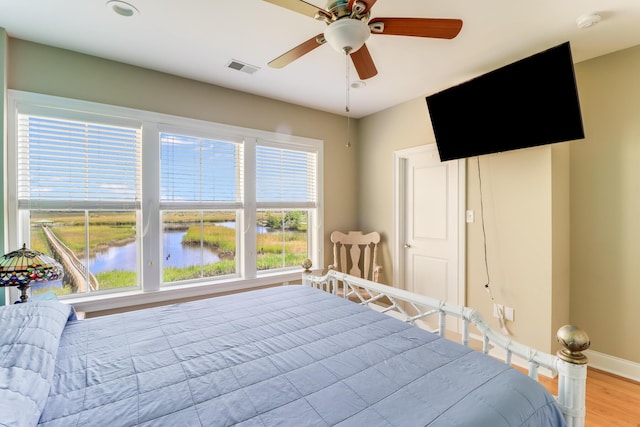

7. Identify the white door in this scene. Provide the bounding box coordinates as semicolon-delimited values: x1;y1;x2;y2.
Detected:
394;144;465;308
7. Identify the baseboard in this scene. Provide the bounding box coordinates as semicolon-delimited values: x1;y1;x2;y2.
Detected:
480;343;640;382
585;349;640;382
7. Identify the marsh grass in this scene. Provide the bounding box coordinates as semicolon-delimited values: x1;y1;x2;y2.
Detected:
183;224;236;252
257;253;307;270
163;260;236;282
95;271;138;289
52;225;136;255
29;210;307;291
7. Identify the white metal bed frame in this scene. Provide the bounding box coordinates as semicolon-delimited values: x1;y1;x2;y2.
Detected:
302;268;590;427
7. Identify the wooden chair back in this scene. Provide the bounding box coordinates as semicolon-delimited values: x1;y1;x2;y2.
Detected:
328;231;382;282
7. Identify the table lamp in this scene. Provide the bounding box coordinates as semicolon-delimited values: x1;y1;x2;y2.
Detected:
0;243;64;303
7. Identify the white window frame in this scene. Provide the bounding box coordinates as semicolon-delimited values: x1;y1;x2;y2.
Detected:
5;90;324;311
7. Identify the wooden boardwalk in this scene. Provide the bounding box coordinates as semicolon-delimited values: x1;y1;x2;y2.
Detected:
41;225;99;292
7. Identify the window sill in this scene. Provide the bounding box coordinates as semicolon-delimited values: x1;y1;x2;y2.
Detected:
64;270;310;314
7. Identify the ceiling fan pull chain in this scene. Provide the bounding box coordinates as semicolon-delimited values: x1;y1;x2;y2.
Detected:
345;47;352;148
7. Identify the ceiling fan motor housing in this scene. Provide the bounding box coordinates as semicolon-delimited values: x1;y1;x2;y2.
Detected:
327;0;351;17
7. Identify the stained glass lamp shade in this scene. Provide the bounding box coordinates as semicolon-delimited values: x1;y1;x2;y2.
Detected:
0;244;64;303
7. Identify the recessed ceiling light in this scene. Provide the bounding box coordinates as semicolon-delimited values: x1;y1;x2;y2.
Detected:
106;0;139;17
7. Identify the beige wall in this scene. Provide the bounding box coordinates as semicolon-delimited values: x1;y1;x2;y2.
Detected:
0;29;5;306
571;45;640;363
465;146;569;353
551;144;571;352
357;97;437;283
356;44;640;362
4;38;360;271
357;89;570;352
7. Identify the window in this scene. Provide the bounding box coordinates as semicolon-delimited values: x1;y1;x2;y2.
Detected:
256;210;309;270
255;143;317;272
7;91;323;301
160;132;242;282
15;112;141;297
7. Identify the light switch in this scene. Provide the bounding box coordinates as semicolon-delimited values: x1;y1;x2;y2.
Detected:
466;210;474;223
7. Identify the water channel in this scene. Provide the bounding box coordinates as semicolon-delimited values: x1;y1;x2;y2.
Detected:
88;221;265;273
32;222;273;292
88;230;222;273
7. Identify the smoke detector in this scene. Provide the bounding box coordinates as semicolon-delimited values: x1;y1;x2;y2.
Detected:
576;13;601;29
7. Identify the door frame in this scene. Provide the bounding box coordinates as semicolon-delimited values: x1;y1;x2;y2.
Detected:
392;144;467;307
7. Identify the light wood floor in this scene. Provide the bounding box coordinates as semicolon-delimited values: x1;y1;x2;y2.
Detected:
522;367;640;426
448;331;639;425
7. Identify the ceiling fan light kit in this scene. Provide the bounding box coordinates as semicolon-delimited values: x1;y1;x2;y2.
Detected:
324;19;371;53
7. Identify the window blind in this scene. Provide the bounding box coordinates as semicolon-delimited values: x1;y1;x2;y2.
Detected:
17;114;141;209
160;132;243;208
256;144;317;208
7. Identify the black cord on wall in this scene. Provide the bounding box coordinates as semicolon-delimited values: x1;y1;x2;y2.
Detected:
476;156;510;335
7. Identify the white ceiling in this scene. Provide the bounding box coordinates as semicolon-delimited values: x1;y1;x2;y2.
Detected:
1;0;640;118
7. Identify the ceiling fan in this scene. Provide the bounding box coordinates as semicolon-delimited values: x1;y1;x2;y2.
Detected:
264;0;463;80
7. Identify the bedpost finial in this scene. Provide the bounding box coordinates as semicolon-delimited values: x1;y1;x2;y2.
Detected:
556;325;590;364
302;258;312;273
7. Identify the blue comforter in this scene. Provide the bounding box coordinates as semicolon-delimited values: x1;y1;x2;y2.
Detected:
0;302;74;427
1;286;566;426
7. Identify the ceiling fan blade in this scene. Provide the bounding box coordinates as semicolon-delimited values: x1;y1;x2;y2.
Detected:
268;34;326;69
263;0;326;19
348;0;377;14
369;17;463;39
350;44;378;80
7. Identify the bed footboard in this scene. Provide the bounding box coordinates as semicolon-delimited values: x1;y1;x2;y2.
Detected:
301;266;590;427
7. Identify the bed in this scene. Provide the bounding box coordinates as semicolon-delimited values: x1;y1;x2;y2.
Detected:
0;270;588;427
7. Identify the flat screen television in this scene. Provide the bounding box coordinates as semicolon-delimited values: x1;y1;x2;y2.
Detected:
426;42;585;162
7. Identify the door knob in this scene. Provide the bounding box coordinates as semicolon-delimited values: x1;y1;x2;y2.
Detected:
404;244;411;248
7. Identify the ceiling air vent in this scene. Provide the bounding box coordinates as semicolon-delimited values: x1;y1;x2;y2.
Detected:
227;60;259;75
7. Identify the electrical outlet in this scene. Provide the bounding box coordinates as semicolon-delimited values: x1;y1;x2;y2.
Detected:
504;306;515;322
493;303;515;321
